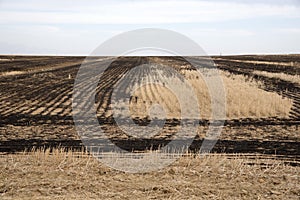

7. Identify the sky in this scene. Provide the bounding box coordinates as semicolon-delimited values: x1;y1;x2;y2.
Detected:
0;0;300;55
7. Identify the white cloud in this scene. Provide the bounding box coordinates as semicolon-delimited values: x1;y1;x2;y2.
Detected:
0;0;299;24
277;28;300;34
0;0;299;55
183;28;255;37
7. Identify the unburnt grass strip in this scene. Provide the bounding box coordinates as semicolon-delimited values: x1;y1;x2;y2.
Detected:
0;148;299;199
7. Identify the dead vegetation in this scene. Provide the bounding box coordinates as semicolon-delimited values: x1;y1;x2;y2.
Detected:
253;70;300;85
0;148;299;199
127;67;292;120
0;55;299;199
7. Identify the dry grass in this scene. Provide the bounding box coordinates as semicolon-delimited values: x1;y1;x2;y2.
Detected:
125;69;292;119
0;148;299;199
253;70;300;85
214;57;300;68
221;71;292;119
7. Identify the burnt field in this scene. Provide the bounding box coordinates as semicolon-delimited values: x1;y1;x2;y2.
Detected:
0;55;299;199
0;55;299;161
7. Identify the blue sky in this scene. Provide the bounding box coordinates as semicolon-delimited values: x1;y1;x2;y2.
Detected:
0;0;299;55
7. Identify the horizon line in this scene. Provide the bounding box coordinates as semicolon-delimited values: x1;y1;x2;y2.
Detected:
0;52;299;57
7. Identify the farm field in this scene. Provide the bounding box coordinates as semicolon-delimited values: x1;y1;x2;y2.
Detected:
0;55;299;199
